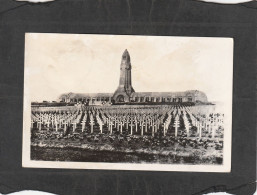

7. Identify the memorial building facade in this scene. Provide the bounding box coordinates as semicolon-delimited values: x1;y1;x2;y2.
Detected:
59;50;208;105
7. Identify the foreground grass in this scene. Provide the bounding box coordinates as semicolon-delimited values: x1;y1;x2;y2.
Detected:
31;133;223;164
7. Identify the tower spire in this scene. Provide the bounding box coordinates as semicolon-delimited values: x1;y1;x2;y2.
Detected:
122;49;130;62
113;49;135;103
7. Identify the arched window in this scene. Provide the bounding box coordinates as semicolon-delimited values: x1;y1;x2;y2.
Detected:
116;95;125;102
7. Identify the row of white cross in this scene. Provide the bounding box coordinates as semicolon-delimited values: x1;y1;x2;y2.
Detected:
31;105;224;138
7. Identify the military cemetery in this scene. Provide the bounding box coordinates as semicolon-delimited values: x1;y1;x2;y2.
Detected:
30;49;224;164
23;34;232;171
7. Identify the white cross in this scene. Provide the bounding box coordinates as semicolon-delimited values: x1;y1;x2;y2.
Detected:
174;120;180;137
99;122;103;134
81;121;86;132
120;121;123;134
55;120;59;132
199;120;202;138
130;120;134;135
135;120;138;132
117;120;120;132
151;123;155;137
163;123;166;136
89;121;94;133
31;120;34;128
38;120;42;131
145;120;148;133
63;121;68;132
109;120;113;134
141;122;145;136
72;122;77;132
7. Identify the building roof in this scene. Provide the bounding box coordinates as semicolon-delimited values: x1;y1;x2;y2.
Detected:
59;90;205;98
58;92;113;99
133;90;200;97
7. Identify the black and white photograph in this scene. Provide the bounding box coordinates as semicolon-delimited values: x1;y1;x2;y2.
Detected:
22;33;233;172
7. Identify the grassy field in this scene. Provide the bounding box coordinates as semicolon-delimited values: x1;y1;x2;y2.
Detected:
31;133;223;165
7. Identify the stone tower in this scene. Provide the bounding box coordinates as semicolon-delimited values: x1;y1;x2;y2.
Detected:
113;49;135;103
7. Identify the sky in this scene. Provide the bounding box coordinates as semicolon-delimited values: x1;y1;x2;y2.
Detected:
24;33;233;102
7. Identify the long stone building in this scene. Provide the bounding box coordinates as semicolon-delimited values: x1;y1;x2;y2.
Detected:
59;49;208;105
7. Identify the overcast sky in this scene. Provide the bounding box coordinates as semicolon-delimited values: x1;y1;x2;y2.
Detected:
24;33;233;102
